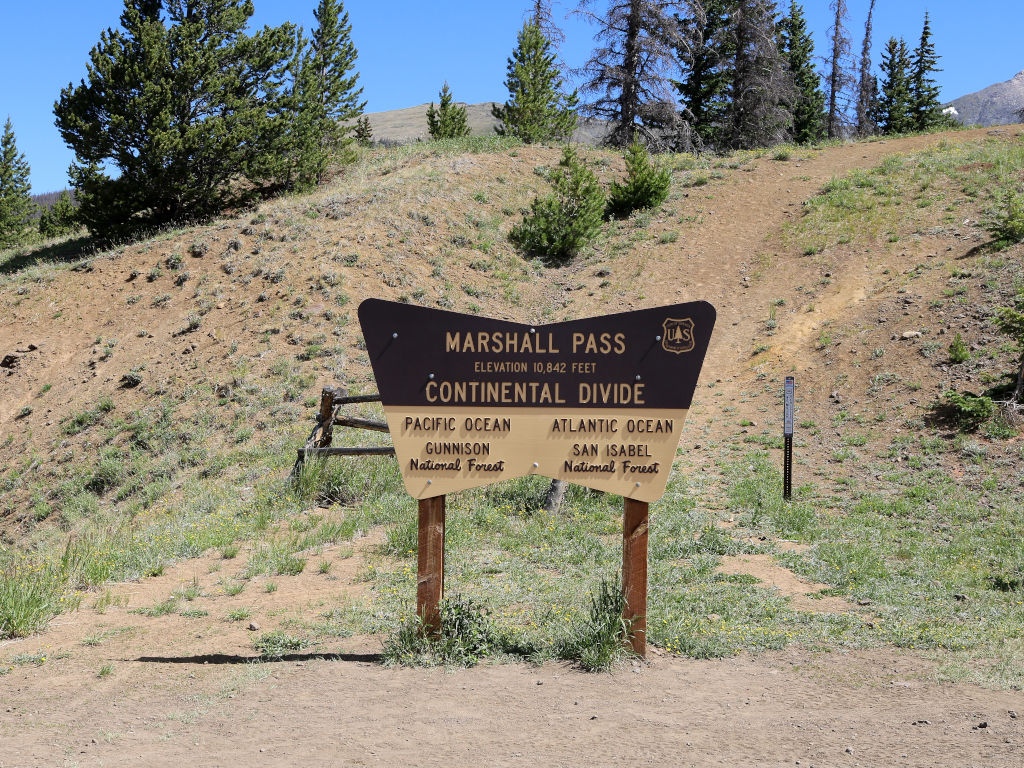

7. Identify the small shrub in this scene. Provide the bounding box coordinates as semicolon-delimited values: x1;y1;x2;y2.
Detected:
948;332;970;363
253;630;309;659
940;390;995;431
984;192;1024;250
605;138;671;219
509;145;605;264
555;578;633;671
383;596;500;667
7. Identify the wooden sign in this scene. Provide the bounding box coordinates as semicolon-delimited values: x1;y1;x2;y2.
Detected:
358;299;716;504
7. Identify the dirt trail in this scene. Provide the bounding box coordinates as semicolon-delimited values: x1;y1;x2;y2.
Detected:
2;644;1021;767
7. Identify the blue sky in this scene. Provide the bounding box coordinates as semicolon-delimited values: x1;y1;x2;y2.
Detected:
2;0;1021;193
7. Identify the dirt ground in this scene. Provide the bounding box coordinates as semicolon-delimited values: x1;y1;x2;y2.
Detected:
4;125;1024;765
2;640;1022;767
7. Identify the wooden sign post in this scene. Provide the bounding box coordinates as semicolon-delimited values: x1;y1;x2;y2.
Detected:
416;496;445;632
358;300;716;651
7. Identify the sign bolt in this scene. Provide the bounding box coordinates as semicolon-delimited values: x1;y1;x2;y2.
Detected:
392;332;398;339
635;374;642;381
428;373;435;380
635;482;641;487
532;462;539;468
530;327;536;334
655;335;662;341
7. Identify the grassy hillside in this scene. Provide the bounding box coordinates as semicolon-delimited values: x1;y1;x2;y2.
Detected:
2;127;1023;684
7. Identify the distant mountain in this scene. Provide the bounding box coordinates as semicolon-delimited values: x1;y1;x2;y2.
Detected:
361;102;610;146
946;70;1024;126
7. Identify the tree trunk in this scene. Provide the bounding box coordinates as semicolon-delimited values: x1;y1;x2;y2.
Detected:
827;2;844;138
542;479;568;514
616;0;642;146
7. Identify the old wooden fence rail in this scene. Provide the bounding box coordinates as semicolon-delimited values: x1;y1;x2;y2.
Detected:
294;387;395;474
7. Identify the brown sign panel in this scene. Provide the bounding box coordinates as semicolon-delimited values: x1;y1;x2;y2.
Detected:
358;299;715;502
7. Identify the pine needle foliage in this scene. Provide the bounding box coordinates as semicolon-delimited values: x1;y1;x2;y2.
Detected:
493;22;578;144
606;137;671;219
878;37;914;135
509;145;605;264
910;11;942;132
353;115;373;146
54;0;299;242
778;1;825;145
38;191;79;239
673;0;733;150
426;83;471;140
995;294;1024;403
0;117;35;249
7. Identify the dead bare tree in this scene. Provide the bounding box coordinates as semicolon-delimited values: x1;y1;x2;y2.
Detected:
726;0;795;149
825;0;855;138
855;0;878;137
574;0;690;148
528;0;567;48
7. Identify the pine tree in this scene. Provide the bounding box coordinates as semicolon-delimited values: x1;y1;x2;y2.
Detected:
726;0;795;149
493;22;579;143
575;0;688;148
509;145;605;263
910;11;942;132
606;136;671;218
777;1;825;144
38;191;79;239
309;0;365;156
0;117;34;249
354;115;373;146
824;0;855;138
54;0;297;241
674;0;734;149
878;37;914;135
426;83;471;139
854;0;877;136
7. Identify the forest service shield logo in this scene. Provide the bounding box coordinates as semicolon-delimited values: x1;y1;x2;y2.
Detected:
662;317;696;354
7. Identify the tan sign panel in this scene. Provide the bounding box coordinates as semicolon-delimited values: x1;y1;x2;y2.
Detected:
358;300;716;503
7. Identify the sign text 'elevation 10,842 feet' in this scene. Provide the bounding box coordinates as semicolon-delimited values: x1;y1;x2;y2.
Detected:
357;299;716;503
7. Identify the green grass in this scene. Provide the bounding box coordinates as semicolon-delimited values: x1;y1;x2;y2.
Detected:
786;137;1024;255
253;630;310;659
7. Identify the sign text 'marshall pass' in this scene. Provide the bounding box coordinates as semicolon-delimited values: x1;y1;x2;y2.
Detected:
358;299;716;502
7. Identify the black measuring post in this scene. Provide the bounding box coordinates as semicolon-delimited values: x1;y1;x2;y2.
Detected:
783;376;794;500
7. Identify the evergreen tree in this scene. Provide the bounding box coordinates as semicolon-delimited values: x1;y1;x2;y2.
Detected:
777;0;825;144
575;0;689;148
606;136;671;218
910;11;942;131
878;37;914;134
674;0;734;149
0;117;34;249
54;0;296;242
426;83;471;139
269;26;326;191
824;0;855;138
509;145;605;263
725;0;795;149
38;191;79;239
493;22;579;143
309;0;365;156
354;115;373;146
854;0;877;136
